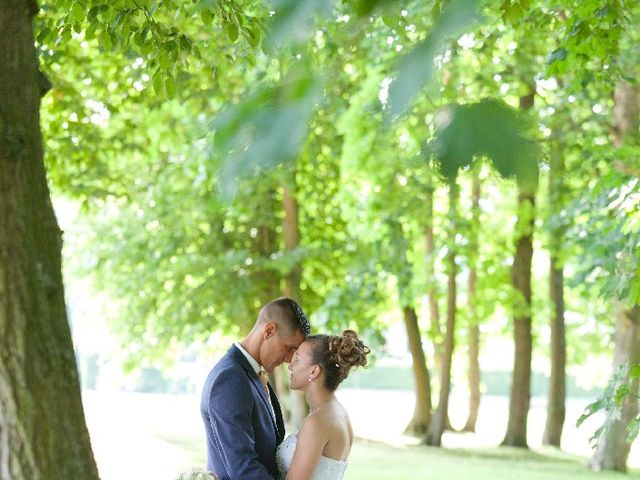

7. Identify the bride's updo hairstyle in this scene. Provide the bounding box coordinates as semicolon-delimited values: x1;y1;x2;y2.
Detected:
307;330;370;392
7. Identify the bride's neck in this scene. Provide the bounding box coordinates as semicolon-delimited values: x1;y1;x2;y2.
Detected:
305;386;335;413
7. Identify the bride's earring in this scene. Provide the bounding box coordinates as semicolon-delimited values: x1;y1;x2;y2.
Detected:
308;377;312;382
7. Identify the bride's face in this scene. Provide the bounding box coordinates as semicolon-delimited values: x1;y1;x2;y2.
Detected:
287;341;316;390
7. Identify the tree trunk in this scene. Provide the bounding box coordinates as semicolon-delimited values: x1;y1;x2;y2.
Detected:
501;187;535;448
282;184;307;428
426;182;458;446
283;186;302;301
463;168;481;432
543;147;566;447
252;188;280;311
590;305;640;472
425;186;444;381
590;78;640;472
387;219;433;435
403;305;432;435
0;2;100;479
501;91;536;448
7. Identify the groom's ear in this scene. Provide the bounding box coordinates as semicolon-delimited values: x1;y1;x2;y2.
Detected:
263;321;277;339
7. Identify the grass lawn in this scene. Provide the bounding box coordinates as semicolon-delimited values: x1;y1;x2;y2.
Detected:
83;391;639;479
158;432;640;480
346;440;640;480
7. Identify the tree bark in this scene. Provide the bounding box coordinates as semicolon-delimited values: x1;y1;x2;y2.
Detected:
403;305;432;435
387;220;433;435
501;187;535;448
463;168;481;433
590;305;640;472
426;182;458;446
425;187;444;381
283;186;302;301
590;78;640;472
501;91;536;448
0;2;100;478
282;184;307;428
543;147;566;447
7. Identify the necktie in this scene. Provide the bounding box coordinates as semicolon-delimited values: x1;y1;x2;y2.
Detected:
259;369;270;398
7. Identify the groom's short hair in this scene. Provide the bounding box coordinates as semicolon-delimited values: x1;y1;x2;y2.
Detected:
258;297;311;338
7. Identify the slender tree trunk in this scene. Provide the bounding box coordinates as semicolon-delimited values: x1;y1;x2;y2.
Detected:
252;188;280;306
502;188;535;448
543;147;566;447
0;2;100;478
502;91;536;448
426;182;458;446
387;220;433;435
590;305;640;472
403;304;433;435
590;78;640;472
253;189;285;409
282;184;307;428
425;187;444;380
463;168;481;432
283;186;302;301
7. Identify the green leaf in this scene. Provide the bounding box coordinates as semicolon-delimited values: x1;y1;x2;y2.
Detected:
243;26;260;48
36;27;51;44
351;0;397;18
387;0;483;120
576;398;605;427
85;23;97;40
200;9;213;25
225;22;238;42
429;99;539;189
615;384;631;404
381;9;401;28
159;50;171;69
153;72;163;95
71;2;85;22
215;65;322;199
627;417;640;443
547;47;567;65
165;74;176;97
99;29;112;50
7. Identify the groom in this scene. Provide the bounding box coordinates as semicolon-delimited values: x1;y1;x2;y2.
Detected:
201;297;311;480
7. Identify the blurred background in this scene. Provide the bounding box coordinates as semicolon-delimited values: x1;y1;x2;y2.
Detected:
32;0;640;478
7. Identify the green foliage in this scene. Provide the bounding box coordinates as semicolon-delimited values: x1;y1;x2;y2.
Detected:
430;98;539;189
386;0;483;119
546;0;628;88
577;363;640;446
40;0;640;398
39;0;265;96
266;0;333;50
214;65;322;199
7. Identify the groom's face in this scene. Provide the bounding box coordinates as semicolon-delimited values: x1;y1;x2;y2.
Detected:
260;324;305;372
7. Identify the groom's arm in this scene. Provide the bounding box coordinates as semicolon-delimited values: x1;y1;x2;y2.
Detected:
207;369;275;480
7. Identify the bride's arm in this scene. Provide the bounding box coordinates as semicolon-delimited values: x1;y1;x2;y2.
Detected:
285;415;328;480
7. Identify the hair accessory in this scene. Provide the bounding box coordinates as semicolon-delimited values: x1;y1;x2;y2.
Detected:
335;363;339;367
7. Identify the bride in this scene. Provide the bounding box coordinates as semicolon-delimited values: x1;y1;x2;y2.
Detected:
276;330;370;480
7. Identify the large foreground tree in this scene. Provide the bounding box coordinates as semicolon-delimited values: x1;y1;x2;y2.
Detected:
0;1;99;478
589;78;640;472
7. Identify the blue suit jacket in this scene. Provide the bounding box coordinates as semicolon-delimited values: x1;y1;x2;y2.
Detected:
201;345;285;480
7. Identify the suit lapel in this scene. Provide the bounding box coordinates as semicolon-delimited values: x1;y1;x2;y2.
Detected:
269;384;285;443
229;346;281;437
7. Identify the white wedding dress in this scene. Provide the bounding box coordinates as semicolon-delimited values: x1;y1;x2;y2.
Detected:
276;434;348;480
